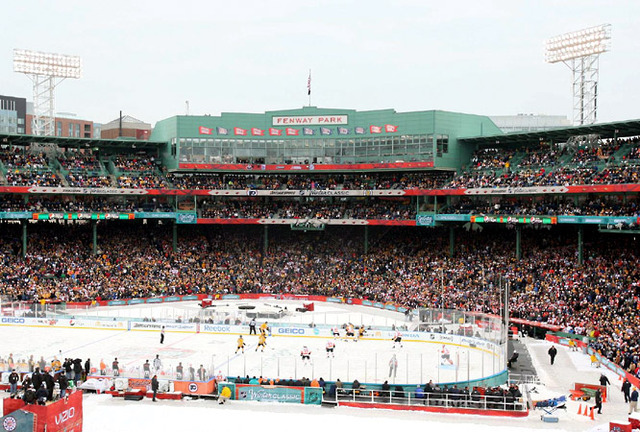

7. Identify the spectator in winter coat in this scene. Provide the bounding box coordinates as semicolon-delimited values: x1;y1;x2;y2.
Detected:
35;385;48;405
151;375;159;402
58;374;68;399
8;369;19;395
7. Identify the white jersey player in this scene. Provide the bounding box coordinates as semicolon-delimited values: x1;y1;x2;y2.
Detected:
392;331;403;348
326;340;335;358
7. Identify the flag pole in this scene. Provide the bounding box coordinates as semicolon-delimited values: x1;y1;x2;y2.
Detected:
307;69;311;107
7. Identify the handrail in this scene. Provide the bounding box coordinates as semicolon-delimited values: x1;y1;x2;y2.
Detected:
335;388;527;412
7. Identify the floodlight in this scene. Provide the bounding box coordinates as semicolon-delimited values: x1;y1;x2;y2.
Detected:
545;25;611;64
545;25;611;126
13;49;82;136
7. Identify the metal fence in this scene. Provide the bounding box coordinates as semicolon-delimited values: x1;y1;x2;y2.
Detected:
335;388;527;412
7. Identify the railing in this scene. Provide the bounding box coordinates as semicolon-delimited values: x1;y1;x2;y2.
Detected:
335;388;527;412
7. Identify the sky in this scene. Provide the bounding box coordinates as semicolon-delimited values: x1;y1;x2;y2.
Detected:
1;1;638;127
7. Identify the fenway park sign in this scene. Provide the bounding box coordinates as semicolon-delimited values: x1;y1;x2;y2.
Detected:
272;115;348;126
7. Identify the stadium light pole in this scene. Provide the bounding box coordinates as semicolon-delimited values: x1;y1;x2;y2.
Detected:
13;49;82;136
545;24;611;126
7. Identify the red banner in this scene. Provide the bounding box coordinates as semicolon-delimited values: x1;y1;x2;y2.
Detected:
370;125;382;134
269;128;282;136
286;128;299;136
178;161;434;171
234;127;247;136
3;389;83;432
384;124;398;132
251;128;264;136
198;126;212;135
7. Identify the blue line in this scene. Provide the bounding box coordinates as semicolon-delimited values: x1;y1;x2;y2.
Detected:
214;342;257;373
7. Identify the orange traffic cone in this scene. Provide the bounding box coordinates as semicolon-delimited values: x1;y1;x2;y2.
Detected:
577;404;582;415
590;407;595;420
584;406;590;417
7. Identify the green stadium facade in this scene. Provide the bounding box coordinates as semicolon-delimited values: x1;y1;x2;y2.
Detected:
151;106;502;171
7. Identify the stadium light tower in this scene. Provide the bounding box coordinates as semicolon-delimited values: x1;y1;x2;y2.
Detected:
13;49;82;136
545;24;611;126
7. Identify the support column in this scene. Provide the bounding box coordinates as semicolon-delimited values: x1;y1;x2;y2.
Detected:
364;226;369;254
173;222;178;253
21;220;27;258
92;221;97;256
433;196;438;213
515;226;522;260
263;225;269;256
448;226;455;258
578;226;584;265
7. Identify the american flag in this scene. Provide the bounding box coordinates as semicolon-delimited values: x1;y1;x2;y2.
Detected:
338;127;349;135
303;128;315;135
216;127;228;135
355;127;365;134
320;127;332;135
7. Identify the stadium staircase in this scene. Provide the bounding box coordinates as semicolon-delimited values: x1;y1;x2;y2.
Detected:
507;337;540;385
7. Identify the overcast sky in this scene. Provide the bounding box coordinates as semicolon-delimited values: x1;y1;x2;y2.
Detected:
1;1;638;126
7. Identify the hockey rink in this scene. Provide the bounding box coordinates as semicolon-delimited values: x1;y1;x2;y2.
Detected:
0;300;504;386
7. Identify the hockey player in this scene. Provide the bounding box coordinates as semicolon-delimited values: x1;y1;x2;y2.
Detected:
153;354;162;373
112;358;120;377
197;364;206;381
441;345;453;365
326;340;335;358
160;326;165;344
256;332;267;352
176;362;184;380
355;326;366;342
332;326;341;339
301;346;312;365
260;322;271;337
346;324;355;340
392;331;403;348
235;335;246;354
143;360;151;378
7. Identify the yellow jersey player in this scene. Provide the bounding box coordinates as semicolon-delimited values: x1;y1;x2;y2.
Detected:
256;333;267;352
235;335;246;354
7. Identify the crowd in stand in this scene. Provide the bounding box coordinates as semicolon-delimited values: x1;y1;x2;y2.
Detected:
518;144;565;169
5;172;61;187
113;156;157;172
199;199;413;220
66;174;113;188
468;148;515;170
58;153;101;171
448;197;640;217
0;195;173;213
0;149;48;170
117;175;168;189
